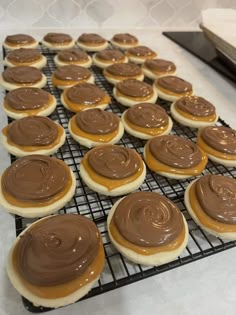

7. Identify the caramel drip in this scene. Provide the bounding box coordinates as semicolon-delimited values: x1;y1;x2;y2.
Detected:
52;75;89;86
70;115;118;142
174;105;217;122
104;71;141;80
145;143;208;175
156;84;193;97
116;89;154;101
109;217;186;255
189;182;236;233
12;239;104;298
197;132;236;160
7;55;43;66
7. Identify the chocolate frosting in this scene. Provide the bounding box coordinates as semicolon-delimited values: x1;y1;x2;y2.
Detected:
156;76;192;93
201;126;236;154
87;145;141;179
7;48;41;63
5;34;35;45
126;103;168;128
44;33;72;44
7;116;58;146
2;155;68;202
5;87;50;110
78;33;106;44
96;49;124;62
114;191;184;246
175;96;215;117
149;135;202;168
127;46;155;57
66;83;106;104
116;79;153;98
145;59;176;73
196;175;236;224
57;48;88;62
16;214;100;286
2;66;42;84
112;33;138;44
76;108;119;134
54;65;91;81
106;63;141;77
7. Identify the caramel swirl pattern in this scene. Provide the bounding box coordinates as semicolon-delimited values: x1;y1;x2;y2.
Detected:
87;145;141;179
114;191;184;246
145;59;176;73
6;34;35;45
195;175;236;224
16;214;100;286
156;75;192;93
149;135;202;168
106;63;141;76
201;126;236;154
58;49;88;62
66;83;106;104
2;155;68;202
127;46;155;57
44;33;72;44
96;49;124;62
112;33;138;44
7;48;41;63
126;103;168;128
78;33;106;44
175;96;215;117
54;65;91;81
2;66;42;84
7;116;58;146
116;79;153;98
76;108;119;134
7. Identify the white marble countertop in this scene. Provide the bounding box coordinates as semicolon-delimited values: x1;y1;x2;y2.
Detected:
0;29;236;315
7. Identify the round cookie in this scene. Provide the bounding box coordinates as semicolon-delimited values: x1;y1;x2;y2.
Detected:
93;49;128;69
3;87;56;120
51;65;94;89
69;108;124;148
110;33;139;50
171;96;218;128
7;214;105;308
4;48;47;69
61;83;110;112
54;48;92;68
125;46;157;64
197;126;236;167
0;155;76;218
107;191;188;265
77;33;108;52
122;103;172;140
2;116;66;157
3;34;38;50
154;75;193;101
80;145;146;196
0;66;47;91
185;174;236;240
113;79;158;107
103;63;144;85
142;59;176;80
42;32;75;50
144;135;208;179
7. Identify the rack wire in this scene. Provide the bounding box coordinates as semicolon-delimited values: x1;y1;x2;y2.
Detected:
3;45;236;313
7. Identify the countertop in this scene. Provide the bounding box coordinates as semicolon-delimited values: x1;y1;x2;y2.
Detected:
0;29;236;315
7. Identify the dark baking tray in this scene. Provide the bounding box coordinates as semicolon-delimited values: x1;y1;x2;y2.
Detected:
3;45;236;313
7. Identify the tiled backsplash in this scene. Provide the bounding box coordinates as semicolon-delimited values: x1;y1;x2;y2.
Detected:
0;0;235;29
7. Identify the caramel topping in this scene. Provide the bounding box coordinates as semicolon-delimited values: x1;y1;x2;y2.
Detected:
5;34;35;45
43;33;73;44
144;59;176;74
113;191;184;247
201;126;236;154
5;116;58;146
125;103;168;128
76;108;119;134
96;49;125;62
53;65;91;81
175;96;216;117
78;33;106;45
149;135;203;168
82;145;144;190
7;48;41;64
116;79;153;98
105;63;141;77
57;48;89;62
156;76;192;95
2;66;42;85
127;46;156;58
4;88;50;111
112;33;138;44
1;155;69;204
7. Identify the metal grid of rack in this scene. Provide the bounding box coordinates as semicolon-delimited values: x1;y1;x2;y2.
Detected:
3;45;236;313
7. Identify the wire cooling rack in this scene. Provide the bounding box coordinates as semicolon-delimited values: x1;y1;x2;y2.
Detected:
3;45;236;313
